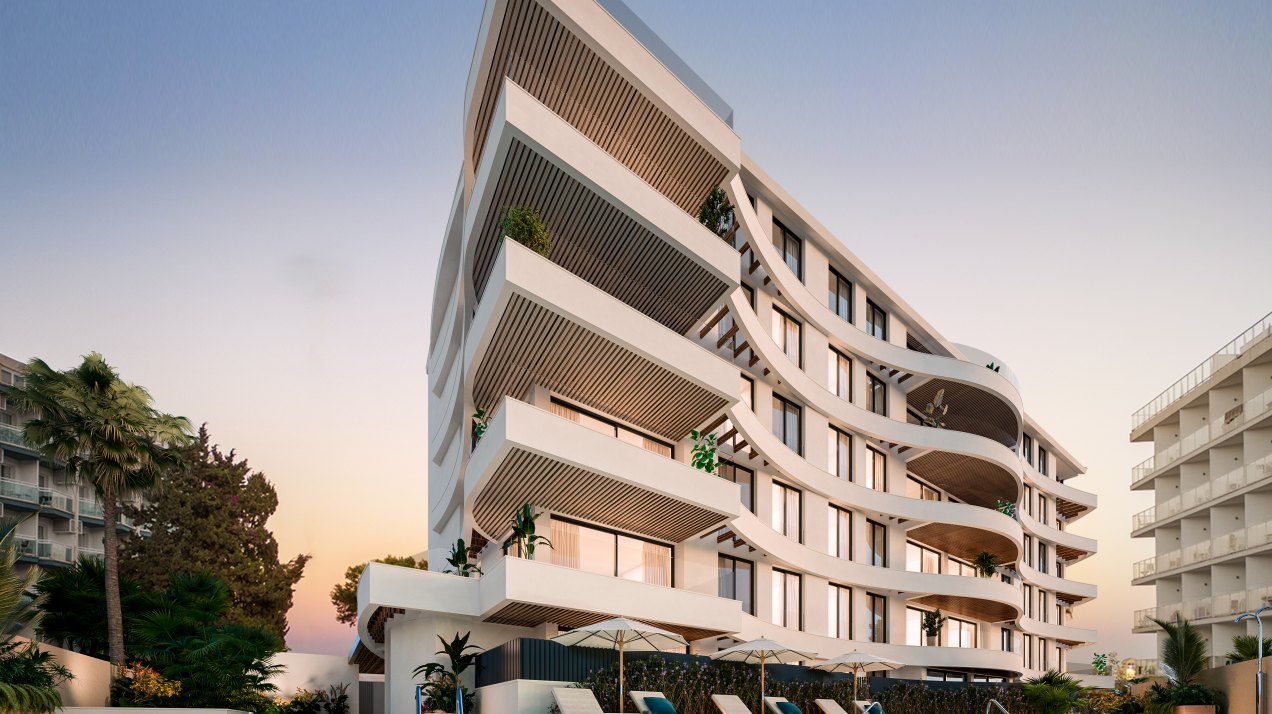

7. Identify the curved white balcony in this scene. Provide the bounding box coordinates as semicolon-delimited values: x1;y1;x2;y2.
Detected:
725;175;1023;448
1018;617;1096;646
1017;562;1097;605
1020;512;1097;563
465;397;740;543
725;401;1022;566
726;286;1024;508
727;509;1022;623
1024;464;1097;522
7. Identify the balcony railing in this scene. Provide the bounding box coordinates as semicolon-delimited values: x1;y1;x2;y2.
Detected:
1133;519;1272;580
39;488;74;512
1133;310;1272;430
13;536;36;558
1132;453;1272;531
0;477;39;504
79;546;104;561
79;499;105;518
1132;383;1272;487
36;540;73;564
1134;585;1272;630
0;423;27;449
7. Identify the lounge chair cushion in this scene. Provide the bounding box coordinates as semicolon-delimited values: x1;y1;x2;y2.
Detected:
776;703;802;714
630;692;668;714
645;697;677;714
864;704;883;714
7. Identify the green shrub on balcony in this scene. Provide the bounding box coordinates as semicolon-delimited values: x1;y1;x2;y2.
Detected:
500;206;550;257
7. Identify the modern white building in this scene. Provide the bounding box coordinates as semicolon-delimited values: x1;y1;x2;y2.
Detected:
1130;311;1272;661
355;1;1101;710
0;352;144;570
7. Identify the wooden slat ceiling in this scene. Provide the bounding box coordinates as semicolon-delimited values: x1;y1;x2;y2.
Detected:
908;521;1019;565
473;449;728;543
1056;497;1088;520
907;380;1019;449
486;601;728;642
473;295;727;440
366;606;404;644
473;0;728;215
349;641;385;675
1056;543;1090;562
906;451;1019;509
473;140;729;334
910;593;1016;624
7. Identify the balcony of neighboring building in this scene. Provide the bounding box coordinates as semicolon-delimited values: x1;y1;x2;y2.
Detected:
1131;517;1272;584
463;0;739;215
1132;453;1272;535
464;78;739;336
1133;584;1272;632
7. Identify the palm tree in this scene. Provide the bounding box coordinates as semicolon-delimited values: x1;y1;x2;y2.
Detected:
0;513;43;639
8;354;191;667
1227;634;1272;663
1151;614;1209;686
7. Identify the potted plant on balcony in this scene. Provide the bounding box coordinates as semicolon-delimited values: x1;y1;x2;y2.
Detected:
689;429;718;475
1146;614;1220;714
501;504;552;558
973;551;999;578
921;609;946;647
994;498;1017;518
696;187;734;239
444;538;481;578
499;206;550;258
920;389;949;429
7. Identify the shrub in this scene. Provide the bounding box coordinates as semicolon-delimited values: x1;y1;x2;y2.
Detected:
696;187;734;238
500;206;550;257
0;641;72;714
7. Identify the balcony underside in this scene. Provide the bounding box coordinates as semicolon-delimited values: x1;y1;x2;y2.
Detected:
906;450;1019;508
1056;497;1088;520
907;380;1019;449
908;521;1019;565
484;602;728;642
472;449;729;544
473;293;727;440
471;0;730;214
472;138;730;334
1056;544;1090;562
910;593;1016;623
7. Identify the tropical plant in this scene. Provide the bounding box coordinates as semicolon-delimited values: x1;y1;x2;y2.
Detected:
36;555;151;658
920;609;946;639
973;551;999;578
1226;634;1272;663
8;353;192;666
986;362;1002;373
115;662;181;704
0;513;70;714
994;499;1017;518
1022;669;1085;714
444;539;482;578
502;504;552;557
1151;614;1209;686
689;429;719;475
920;388;949;428
472;408;492;443
500;206;550;257
329;555;426;627
0;514;42;639
1091;652;1111;676
696;187;734;239
413;632;482;712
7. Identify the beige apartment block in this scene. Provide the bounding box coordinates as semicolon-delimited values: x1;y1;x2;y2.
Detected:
355;1;1101;710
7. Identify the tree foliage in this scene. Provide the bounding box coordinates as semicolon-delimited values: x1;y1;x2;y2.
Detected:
1227;634;1272;663
1151;614;1209;686
122;425;309;640
330;555;425;627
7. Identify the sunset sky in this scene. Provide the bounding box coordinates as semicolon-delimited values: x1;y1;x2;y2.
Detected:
2;1;1269;660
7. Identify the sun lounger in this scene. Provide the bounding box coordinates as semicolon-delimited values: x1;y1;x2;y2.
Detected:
712;694;756;714
552;687;616;714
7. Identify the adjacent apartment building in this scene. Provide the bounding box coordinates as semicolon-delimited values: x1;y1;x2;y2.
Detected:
1130;311;1272;660
355;1;1101;710
0;353;143;570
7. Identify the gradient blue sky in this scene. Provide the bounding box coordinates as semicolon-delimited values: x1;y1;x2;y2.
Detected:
2;1;1269;659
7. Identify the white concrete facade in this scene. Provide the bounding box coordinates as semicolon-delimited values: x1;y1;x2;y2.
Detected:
1129;311;1272;659
359;0;1101;709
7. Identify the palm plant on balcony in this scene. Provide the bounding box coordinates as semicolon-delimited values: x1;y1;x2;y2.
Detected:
994;499;1017;518
696;187;734;239
471;408;491;444
444;539;481;578
920;389;949;428
502;504;552;558
1226;634;1272;663
500;206;550;257
973;551;998;578
689;429;719;475
920;609;946;646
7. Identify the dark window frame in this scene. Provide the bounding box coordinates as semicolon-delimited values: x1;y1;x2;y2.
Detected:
772;479;803;543
551;514;676;586
867;374;888;416
718;554;755;615
829;504;853;560
867;518;888;567
866;299;888;341
773;219;803;280
867;592;888;643
550;397;675;457
772;566;804;630
772;393;803;455
828;267;853;323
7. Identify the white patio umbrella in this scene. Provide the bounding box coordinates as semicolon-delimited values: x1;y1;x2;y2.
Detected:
551;617;688;713
811;650;904;702
709;637;819;698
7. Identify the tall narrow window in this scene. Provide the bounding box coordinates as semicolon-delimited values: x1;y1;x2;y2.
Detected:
719;459;754;512
773;220;802;280
1023;584;1034;618
1039;590;1049;623
829;584;852;639
1038;446;1050;476
867;374;887;416
865;447;887;492
946;617;977;648
1001;628;1014;652
772;568;802;629
772;481;802;542
867;592;888;643
828;268;853;323
1039;639;1049;670
772;307;802;365
866;300;888;341
741;375;754;410
1038;542;1049;574
828;505;852;559
906;476;940;501
1037;494;1048;524
1022;434;1034;465
1023;634;1035;669
867;519;887;567
1024;485;1034;516
829;348;852;400
718;555;754;615
906;541;941;574
772;394;802;454
829;427;852;481
1024;535;1034;566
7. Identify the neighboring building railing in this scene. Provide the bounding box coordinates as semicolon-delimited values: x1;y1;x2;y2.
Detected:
1133;518;1272;580
0;477;39;504
0;423;26;449
1132;453;1272;530
1131;382;1272;487
1133;585;1272;630
1132;310;1272;430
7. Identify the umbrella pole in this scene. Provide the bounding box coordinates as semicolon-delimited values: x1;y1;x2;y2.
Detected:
760;652;766;703
852;664;859;703
618;632;625;714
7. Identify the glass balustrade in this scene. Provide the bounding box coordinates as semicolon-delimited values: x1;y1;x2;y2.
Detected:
1130;454;1272;530
1132;384;1272;486
1132;519;1272;580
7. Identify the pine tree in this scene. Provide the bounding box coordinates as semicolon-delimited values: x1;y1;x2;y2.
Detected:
122;425;309;640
